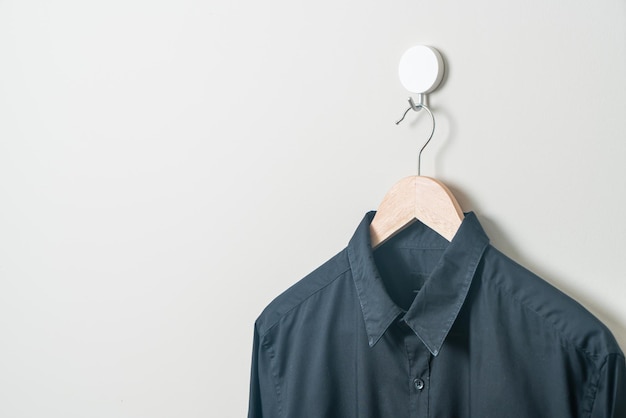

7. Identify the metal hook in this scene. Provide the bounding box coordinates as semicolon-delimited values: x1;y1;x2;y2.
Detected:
396;96;436;176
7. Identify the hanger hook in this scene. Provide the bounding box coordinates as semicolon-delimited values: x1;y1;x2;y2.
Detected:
396;96;436;176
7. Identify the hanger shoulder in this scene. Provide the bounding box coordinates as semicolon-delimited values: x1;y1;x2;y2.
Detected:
413;176;464;241
369;176;418;248
370;176;464;248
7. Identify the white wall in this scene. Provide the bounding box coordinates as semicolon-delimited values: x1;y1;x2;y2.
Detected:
1;1;624;416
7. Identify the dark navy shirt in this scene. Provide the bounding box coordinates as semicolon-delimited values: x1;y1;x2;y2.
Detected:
248;211;625;417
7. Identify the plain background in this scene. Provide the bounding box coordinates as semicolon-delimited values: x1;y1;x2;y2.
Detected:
1;1;625;417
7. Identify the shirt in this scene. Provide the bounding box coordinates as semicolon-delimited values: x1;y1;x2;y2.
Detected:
247;211;626;417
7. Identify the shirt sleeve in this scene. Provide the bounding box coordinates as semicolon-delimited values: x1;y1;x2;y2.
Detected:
247;323;280;418
590;353;626;418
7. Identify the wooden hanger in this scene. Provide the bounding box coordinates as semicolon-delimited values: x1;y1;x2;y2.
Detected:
369;101;464;249
369;175;464;248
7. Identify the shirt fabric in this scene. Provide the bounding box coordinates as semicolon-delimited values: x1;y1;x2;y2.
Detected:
247;211;626;417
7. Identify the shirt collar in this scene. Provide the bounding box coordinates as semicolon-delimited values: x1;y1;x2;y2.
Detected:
347;211;489;356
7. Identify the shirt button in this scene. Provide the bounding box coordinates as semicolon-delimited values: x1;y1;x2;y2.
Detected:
414;378;425;391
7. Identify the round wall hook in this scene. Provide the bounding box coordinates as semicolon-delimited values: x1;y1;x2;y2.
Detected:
396;45;445;176
398;45;444;94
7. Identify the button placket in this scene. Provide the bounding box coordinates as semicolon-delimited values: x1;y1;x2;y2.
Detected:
404;331;431;417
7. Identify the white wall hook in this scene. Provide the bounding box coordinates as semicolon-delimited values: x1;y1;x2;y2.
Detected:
398;45;445;95
396;45;445;176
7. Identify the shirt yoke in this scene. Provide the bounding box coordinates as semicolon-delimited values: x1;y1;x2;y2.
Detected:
255;248;351;337
482;245;622;362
